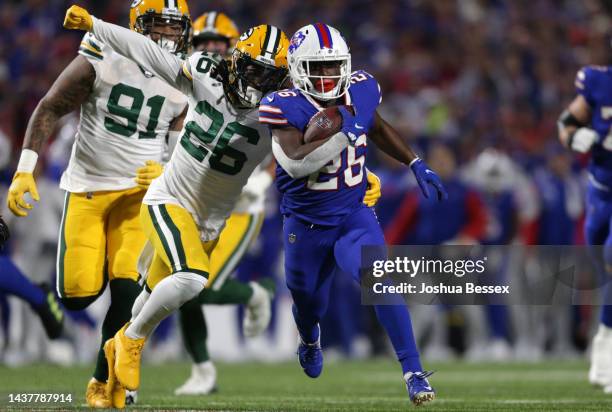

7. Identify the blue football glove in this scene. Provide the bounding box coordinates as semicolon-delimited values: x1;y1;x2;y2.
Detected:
410;158;448;201
339;106;367;146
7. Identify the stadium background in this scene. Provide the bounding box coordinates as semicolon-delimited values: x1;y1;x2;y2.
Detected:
1;0;612;410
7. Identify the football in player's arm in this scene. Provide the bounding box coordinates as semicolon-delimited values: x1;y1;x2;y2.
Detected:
268;87;447;202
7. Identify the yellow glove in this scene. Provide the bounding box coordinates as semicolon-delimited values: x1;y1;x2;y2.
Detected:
363;170;381;207
63;5;93;31
7;172;40;217
136;160;164;190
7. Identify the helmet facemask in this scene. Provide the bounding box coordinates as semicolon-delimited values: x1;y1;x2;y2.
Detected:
134;12;191;55
229;50;288;108
292;55;351;101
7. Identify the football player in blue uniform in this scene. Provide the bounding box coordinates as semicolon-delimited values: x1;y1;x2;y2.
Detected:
559;65;612;393
259;23;447;406
0;213;64;339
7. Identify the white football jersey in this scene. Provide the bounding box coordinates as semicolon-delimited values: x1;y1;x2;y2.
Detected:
144;52;271;240
60;33;187;193
90;19;273;241
232;164;270;215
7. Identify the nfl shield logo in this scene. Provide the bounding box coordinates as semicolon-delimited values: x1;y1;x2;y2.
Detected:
288;233;297;243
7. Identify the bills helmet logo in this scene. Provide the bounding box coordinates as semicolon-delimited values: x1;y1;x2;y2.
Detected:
288;31;306;54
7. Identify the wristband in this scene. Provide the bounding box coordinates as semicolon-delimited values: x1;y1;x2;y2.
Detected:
16;149;38;173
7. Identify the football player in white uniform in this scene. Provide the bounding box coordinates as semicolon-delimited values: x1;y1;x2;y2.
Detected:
174;11;275;396
174;11;384;396
7;0;189;408
63;4;291;405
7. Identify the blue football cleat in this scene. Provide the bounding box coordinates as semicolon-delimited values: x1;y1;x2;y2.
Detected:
404;371;435;406
297;338;323;378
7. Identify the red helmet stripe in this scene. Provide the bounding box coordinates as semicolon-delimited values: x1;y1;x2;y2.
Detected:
315;23;332;49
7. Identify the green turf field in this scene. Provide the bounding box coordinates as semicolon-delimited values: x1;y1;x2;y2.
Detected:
0;360;609;411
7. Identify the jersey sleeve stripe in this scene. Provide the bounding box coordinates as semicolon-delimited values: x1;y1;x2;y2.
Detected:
86;38;103;53
259;117;288;125
80;42;103;56
258;111;285;119
181;61;193;81
259;105;283;114
78;46;103;60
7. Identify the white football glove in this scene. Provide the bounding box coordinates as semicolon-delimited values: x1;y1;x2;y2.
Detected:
570;127;598;153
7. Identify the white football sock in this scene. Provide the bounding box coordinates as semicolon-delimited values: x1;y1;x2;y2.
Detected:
131;289;150;320
126;271;206;339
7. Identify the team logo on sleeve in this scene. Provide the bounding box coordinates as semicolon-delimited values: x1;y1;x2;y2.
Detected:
288;31;306;54
131;0;143;7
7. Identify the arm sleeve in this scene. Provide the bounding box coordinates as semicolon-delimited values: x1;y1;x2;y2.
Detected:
272;132;349;179
90;17;192;95
350;71;383;129
259;92;291;127
259;103;289;126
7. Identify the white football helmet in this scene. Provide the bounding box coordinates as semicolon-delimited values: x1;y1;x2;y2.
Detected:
287;23;351;100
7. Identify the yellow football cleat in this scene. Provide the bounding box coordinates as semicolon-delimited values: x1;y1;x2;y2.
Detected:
104;338;126;409
113;324;146;391
85;378;111;408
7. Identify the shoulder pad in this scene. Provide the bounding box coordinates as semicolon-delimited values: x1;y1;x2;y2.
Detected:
575;65;612;105
349;70;383;108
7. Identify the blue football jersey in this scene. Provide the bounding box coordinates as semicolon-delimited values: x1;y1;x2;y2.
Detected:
260;70;382;225
575;65;612;188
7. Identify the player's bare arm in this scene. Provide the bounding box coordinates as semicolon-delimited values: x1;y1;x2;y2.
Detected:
368;111;418;165
558;94;594;152
24;55;95;153
7;55;95;216
367;111;447;200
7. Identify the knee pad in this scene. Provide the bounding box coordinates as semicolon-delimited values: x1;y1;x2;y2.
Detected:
60;295;98;311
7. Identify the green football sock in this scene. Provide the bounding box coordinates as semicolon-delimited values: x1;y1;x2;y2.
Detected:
198;278;253;305
93;278;141;382
179;297;209;363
